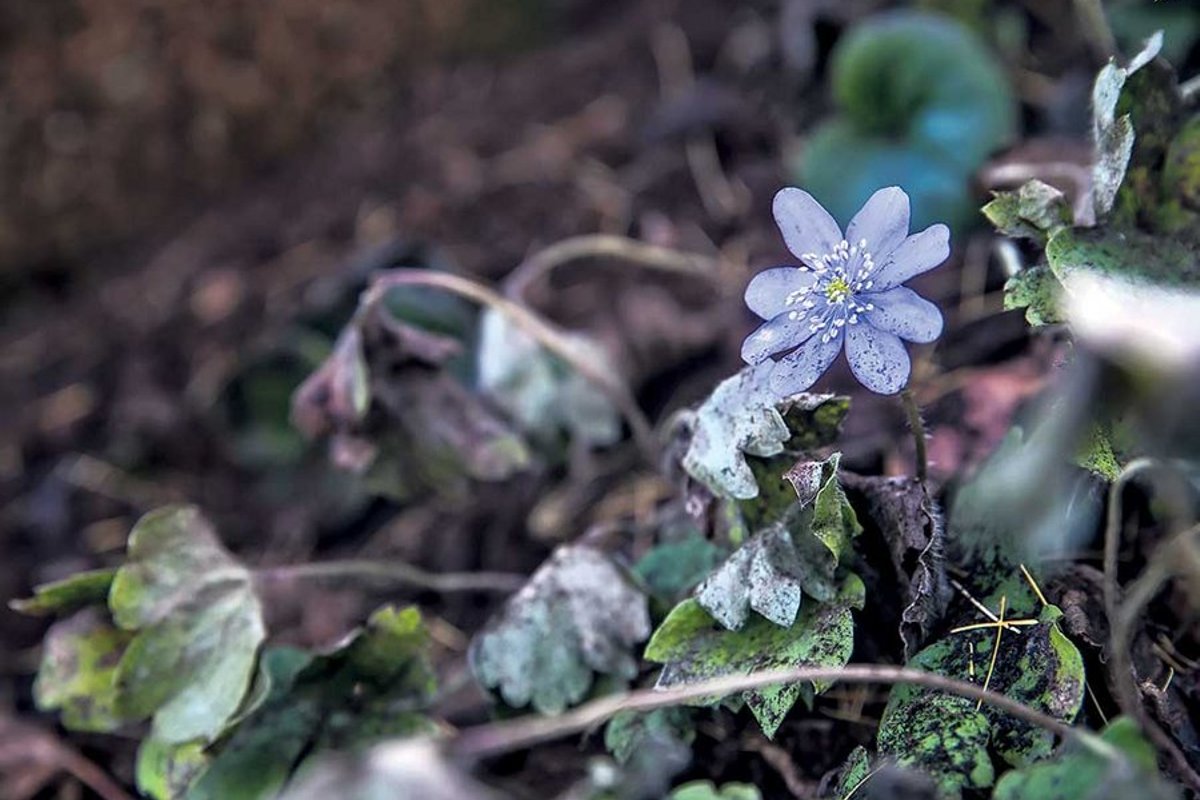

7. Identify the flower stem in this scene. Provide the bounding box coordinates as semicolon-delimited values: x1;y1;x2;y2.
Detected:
256;559;526;594
899;388;928;483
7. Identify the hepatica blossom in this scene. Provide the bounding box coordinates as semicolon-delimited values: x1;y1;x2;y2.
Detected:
742;187;949;396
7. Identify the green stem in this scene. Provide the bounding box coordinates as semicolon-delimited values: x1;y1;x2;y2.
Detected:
900;388;928;483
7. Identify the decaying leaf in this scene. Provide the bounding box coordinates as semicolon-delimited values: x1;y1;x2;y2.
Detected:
136;736;207;800
32;607;134;732
841;473;949;659
182;605;438;800
470;546;651;714
645;575;864;738
992;717;1178;800
476;308;621;448
109;505;267;745
696;454;860;630
604;708;696;766
292;296;531;500
1002;266;1064;328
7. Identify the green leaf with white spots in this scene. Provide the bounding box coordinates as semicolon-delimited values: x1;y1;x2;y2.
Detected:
33;607;134;732
1046;226;1200;291
10;569;117;616
992;717;1179;800
189;606;437;800
1003;266;1064;327
645;575;864;738
470;545;651;714
110;505;266;745
696;454;860;630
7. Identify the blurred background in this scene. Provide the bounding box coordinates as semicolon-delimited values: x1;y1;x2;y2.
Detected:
1;0;1198;796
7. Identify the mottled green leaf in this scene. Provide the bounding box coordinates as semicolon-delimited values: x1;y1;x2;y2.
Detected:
476;308;621;448
646;575;864;738
832;746;872;798
192;606;437;800
992;717;1179;800
876;608;1085;796
983;180;1072;243
1046;225;1199;290
1003;267;1064;327
668;781;763;800
33;607;134;732
110;505;266;745
470;546;650;714
878;693;994;798
604;708;696;766
10;569;117;616
1075;424;1121;481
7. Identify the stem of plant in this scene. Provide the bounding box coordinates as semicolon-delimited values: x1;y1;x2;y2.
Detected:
365;269;658;461
900;388;928;483
256;559;526;594
441;663;1112;763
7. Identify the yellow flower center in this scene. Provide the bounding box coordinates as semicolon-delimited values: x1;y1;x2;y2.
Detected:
824;276;851;303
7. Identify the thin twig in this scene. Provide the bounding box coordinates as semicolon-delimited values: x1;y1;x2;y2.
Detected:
504;234;719;302
365;269;657;460
445;663;1104;761
256;559;527;594
899;389;928;483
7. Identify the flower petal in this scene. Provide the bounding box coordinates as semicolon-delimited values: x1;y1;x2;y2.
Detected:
870;224;950;290
845;324;911;395
741;313;817;365
846;187;910;261
744;267;818;320
767;334;843;396
863;287;943;343
773;188;843;260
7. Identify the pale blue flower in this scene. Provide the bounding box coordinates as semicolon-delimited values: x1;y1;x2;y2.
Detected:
742;187;949;396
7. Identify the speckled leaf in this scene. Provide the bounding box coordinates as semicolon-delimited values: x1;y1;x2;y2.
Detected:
683;363;793;500
832;746;872;798
1075;424;1121;481
878;693;994;798
476;308;621;448
33;607;134;732
1003;266;1064;327
470;546;650;714
668;781;763;800
279;739;507;800
191;606;437;800
982;180;1073;243
1046;226;1200;291
698;454;859;631
10;569;116;616
877;608;1085;796
109;505;266;745
604;708;696;766
646;575;864;738
992;717;1178;800
1091;32;1164;218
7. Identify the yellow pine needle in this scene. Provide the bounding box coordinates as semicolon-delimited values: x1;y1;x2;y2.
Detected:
977;595;1007;711
1019;563;1050;608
